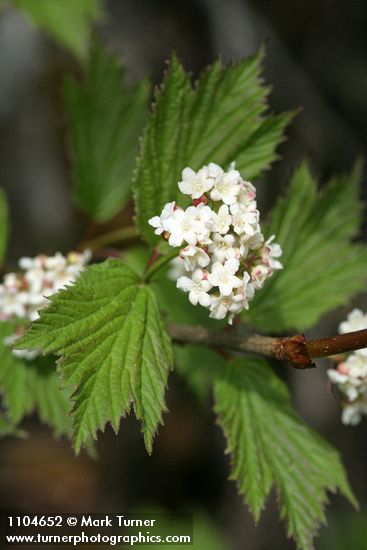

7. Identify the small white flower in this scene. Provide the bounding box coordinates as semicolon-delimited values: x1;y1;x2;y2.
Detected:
339;309;367;357
327;310;367;426
180;245;210;271
332;375;361;402
164;208;198;247
327;369;349;386
207;162;224;179
24;268;44;294
12;347;40;360
3;273;21;291
237;181;256;203
165;203;212;247
231;202;260;236
208;259;241;296
0;288;27;319
148;162;283;324
209;292;243;322
211;204;232;234
235;271;255;308
327;325;367;425
4;333;40;360
210;169;242;205
0;250;90;353
53;272;75;292
19;251;90;295
148;201;176;236
342;401;367;425
177;269;212;307
178;167;214;199
209;234;238;263
168;257;187;280
244;230;264;250
44;252;67;271
72;249;92;266
26;290;46;307
263;235;283;270
191;203;214;243
344;353;367;379
230;198;257;215
209;294;231;320
19;257;40;270
251;264;269;290
224;257;240;274
340;308;367;334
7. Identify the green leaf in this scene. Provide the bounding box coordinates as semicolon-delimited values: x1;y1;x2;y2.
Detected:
0;414;26;438
0;189;8;264
134;50;293;245
174;345;225;403
235;112;295;177
153;273;223;327
11;0;102;60
65;41;149;222
319;511;367;550
245;161;367;331
123;244;225;327
0;321;72;436
17;259;173;453
214;358;356;550
0;321;36;424
133;55;191;244
27;356;73;437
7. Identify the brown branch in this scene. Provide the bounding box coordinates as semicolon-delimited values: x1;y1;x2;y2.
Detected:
307;329;367;358
169;323;276;355
168;324;367;369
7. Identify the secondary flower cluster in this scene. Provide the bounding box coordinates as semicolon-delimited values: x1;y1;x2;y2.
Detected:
0;250;90;359
149;163;283;323
327;309;367;425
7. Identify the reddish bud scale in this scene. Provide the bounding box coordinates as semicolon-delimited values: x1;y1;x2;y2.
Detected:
275;334;315;369
192;195;208;206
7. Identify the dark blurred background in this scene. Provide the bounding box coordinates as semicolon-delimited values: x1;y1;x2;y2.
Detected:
1;1;367;549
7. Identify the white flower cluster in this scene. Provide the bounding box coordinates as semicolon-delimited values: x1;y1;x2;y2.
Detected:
327;309;367;425
0;250;90;359
149;163;283;323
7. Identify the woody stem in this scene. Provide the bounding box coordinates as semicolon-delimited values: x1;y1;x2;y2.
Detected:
168;324;367;369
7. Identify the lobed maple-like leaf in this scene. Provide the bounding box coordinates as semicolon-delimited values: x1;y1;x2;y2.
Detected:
134;50;293;245
17;259;173;453
245;161;367;331
214;358;357;550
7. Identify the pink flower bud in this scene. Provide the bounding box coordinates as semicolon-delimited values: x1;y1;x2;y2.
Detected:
338;362;349;374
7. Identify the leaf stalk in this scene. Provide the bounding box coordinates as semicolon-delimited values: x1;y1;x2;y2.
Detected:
79;225;139;251
143;249;178;282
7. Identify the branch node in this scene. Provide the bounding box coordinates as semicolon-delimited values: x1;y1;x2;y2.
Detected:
275;335;315;369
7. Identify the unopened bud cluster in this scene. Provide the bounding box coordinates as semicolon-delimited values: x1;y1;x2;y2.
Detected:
0;250;90;359
327;309;367;425
149;163;282;323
